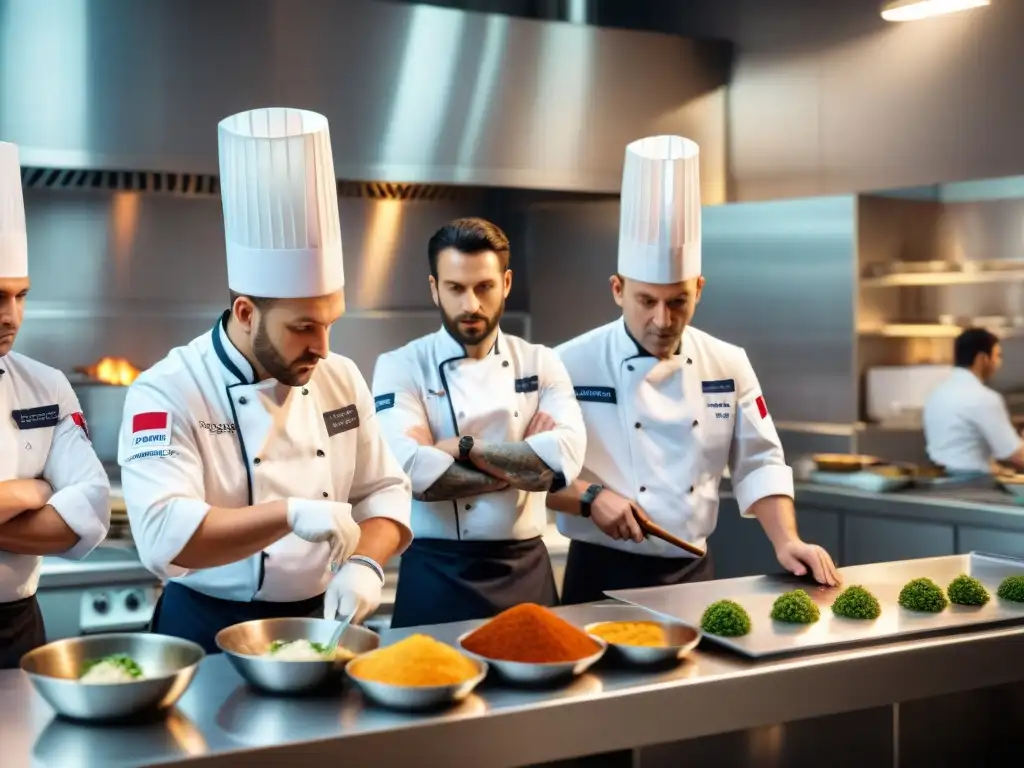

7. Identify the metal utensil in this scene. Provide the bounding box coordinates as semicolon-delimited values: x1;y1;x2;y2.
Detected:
215;617;379;695
19;632;205;722
456;632;607;686
346;653;488;711
631;506;706;557
326;608;357;653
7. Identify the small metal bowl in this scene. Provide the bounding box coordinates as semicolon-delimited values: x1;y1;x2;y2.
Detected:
584;620;701;665
19;632;205;722
456;632;607;686
346;651;488;711
215;617;380;695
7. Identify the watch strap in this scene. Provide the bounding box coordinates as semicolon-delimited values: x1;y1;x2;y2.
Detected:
579;483;603;518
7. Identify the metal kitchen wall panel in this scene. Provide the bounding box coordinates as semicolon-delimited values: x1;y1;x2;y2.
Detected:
16;188;527;377
0;0;729;196
524;194;859;426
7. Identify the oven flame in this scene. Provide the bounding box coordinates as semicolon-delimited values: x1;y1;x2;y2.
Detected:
77;357;142;386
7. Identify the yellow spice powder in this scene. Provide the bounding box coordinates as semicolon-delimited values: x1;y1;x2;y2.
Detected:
349;634;479;687
589;621;668;647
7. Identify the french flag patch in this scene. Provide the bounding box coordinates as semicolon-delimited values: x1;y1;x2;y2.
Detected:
71;412;90;440
755;395;768;419
132;411;171;447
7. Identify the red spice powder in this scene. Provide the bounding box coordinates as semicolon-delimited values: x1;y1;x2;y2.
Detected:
461;603;600;663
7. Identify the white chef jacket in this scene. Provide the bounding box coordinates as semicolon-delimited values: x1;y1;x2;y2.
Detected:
0;353;111;601
922;367;1023;474
117;313;413;603
554;319;794;558
372;326;586;541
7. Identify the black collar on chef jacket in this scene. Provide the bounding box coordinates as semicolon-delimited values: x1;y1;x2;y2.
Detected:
212;310;258;386
619;318;684;361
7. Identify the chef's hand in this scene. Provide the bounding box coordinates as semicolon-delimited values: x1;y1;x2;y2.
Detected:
1;479;54;512
525;411;556;437
286;499;361;567
405;424;434;447
589;488;645;544
775;539;842;587
324;560;384;623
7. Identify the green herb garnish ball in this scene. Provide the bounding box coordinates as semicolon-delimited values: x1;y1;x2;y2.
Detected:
996;575;1024;603
898;577;948;613
770;589;821;624
700;599;752;637
946;573;990;607
830;585;881;620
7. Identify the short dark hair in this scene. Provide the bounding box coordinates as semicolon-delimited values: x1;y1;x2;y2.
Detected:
229;291;278;312
954;327;1000;367
427;217;510;279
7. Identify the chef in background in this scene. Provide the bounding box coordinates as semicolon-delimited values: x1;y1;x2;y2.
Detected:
922;327;1024;474
0;141;111;667
119;108;412;653
547;135;840;604
372;217;586;627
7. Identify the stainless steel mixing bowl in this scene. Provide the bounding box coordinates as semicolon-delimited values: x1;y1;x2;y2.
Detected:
19;632;205;722
346;650;488;711
457;632;607;686
215;617;380;694
585;619;702;665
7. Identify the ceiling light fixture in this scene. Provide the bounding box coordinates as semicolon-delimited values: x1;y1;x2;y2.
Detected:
881;0;990;22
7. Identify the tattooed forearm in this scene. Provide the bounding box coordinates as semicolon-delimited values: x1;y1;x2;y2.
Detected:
416;462;509;502
470;443;555;492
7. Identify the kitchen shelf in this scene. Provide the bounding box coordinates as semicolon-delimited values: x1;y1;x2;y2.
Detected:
859;324;1024;338
861;270;1024;287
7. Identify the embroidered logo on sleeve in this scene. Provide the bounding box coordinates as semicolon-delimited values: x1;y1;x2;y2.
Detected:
125;448;181;463
12;404;60;430
71;412;91;440
374;393;396;413
324;404;360;436
756;395;768;419
132;411;172;447
515;376;539;394
702;379;736;394
574;386;617;404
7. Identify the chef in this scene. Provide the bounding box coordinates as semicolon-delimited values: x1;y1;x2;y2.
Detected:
118;108;412;653
547;135;840;604
922;327;1024;474
0;140;111;668
372;217;586;627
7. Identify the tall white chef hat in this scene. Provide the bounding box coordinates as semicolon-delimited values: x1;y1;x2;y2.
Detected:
617;135;701;284
0;141;28;279
218;107;343;299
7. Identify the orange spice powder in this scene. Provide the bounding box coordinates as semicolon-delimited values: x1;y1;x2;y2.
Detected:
461;603;600;663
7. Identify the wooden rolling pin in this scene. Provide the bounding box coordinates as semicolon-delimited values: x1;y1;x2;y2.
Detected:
631;505;706;558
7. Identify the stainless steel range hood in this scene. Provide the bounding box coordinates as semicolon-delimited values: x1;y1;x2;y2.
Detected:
0;0;730;196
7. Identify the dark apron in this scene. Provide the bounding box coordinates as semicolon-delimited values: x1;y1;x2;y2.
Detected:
390;536;559;629
560;540;715;606
150;581;325;655
0;595;46;670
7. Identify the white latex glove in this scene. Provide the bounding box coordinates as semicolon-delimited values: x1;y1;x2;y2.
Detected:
324;561;384;623
286;499;361;567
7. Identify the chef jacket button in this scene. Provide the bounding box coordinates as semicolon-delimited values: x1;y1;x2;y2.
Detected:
634;422;641;429
686;358;693;365
239;396;248;405
514;411;519;418
640;486;647;493
253;457;261;465
627;364;635;372
692;419;699;427
458;411;465;419
302;388;309;395
465;504;472;510
689;485;695;493
322;492;329;498
316;449;325;457
502;361;509;368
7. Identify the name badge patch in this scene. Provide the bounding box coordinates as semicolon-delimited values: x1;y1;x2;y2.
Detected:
132;411;172;447
515;376;539;394
574;386;617;404
374;394;395;413
324;404;360;437
702;379;736;394
12;404;60;430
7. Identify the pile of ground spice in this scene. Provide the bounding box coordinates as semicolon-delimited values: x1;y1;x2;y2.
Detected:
348;634;479;687
588;621;668;647
461;603;600;663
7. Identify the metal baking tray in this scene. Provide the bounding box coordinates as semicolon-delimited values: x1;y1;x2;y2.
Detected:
605;552;1024;659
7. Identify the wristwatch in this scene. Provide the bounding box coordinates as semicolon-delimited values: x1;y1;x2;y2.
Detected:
579;483;604;518
458;435;475;462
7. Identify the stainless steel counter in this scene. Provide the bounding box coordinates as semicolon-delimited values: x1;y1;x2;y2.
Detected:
4;598;1024;768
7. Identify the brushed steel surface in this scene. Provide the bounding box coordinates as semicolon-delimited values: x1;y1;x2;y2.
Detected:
346;651;488;712
0;0;729;194
457;631;607;686
19;633;204;722
607;552;1024;659
215;618;380;695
